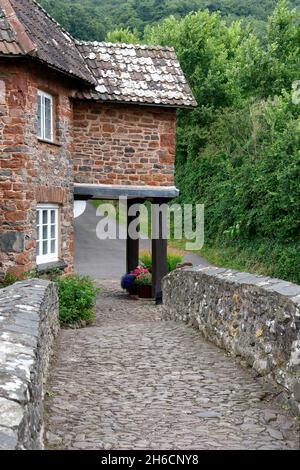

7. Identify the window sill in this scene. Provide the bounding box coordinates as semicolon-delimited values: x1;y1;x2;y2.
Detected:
37;138;61;147
36;260;67;273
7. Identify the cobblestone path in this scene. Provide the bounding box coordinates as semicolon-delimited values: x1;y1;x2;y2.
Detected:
45;281;299;450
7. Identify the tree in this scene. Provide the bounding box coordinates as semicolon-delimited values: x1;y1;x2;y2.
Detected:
39;0;300;41
143;2;300;285
106;27;140;43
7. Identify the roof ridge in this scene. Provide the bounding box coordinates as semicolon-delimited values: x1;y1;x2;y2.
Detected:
31;0;75;44
4;0;96;84
0;0;36;53
77;40;175;53
30;0;96;83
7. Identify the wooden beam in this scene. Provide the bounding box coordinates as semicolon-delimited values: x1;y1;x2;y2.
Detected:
74;183;179;200
152;202;168;302
126;199;140;273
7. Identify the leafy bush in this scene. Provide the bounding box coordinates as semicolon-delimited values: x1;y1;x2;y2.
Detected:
56;275;100;326
139;250;184;273
139;251;152;271
1;271;100;327
167;252;184;272
26;267;62;282
143;3;300;284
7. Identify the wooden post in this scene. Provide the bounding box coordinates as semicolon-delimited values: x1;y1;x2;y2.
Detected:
152;201;168;302
126;199;139;273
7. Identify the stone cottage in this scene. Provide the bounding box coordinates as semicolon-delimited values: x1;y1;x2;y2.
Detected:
0;0;196;296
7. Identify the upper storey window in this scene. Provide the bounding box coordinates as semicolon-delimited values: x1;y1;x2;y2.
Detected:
37;90;53;142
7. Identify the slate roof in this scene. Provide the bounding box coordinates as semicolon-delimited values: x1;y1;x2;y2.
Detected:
0;0;35;55
0;0;95;84
0;5;22;55
0;0;196;108
76;42;197;108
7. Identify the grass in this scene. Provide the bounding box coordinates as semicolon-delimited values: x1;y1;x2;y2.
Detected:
169;238;300;284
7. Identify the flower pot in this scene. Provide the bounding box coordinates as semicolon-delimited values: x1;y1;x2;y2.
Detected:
128;284;138;295
137;284;153;299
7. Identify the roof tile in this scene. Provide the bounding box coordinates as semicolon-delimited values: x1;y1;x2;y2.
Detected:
76;41;197;108
0;1;196;108
0;0;95;84
0;0;34;55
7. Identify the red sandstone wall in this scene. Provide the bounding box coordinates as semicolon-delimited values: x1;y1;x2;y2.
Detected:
0;60;74;277
0;61;177;278
73;101;176;187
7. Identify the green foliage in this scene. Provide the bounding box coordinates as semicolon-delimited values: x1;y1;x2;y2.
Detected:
142;2;300;283
139;250;184;272
26;267;62;281
106;27;140;43
56;275;100;326
178;94;300;244
1;270;100;326
39;0;300;40
39;1;109;40
139;251;152;271
0;273;21;288
167;252;185;271
201;239;300;284
134;272;152;285
0;269;62;288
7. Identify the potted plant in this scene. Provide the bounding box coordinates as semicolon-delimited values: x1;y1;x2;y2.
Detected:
134;272;153;299
121;266;151;296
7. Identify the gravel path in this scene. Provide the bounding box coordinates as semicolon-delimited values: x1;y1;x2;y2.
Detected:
45;281;299;450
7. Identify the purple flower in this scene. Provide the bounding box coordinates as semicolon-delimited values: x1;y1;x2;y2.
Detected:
121;274;135;290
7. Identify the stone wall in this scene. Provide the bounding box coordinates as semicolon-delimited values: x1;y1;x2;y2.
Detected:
0;279;59;449
73;101;176;186
162;265;300;417
0;59;75;278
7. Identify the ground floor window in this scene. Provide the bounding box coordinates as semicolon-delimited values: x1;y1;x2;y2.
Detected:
36;204;59;265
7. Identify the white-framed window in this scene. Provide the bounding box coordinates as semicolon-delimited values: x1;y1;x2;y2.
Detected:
36;204;59;265
37;90;54;142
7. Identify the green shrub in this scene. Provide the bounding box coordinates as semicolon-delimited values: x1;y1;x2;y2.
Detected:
1;268;63;288
134;272;152;286
56;275;100;326
139;250;184;273
196;238;300;285
167;252;184;272
144;3;300;283
0;273;21;288
139;251;152;271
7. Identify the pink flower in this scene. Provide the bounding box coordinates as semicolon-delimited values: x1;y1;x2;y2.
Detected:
131;266;149;277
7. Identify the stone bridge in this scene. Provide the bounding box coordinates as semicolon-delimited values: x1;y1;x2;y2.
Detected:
0;269;299;450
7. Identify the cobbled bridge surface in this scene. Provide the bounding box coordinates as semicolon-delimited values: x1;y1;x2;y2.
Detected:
45;281;300;450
